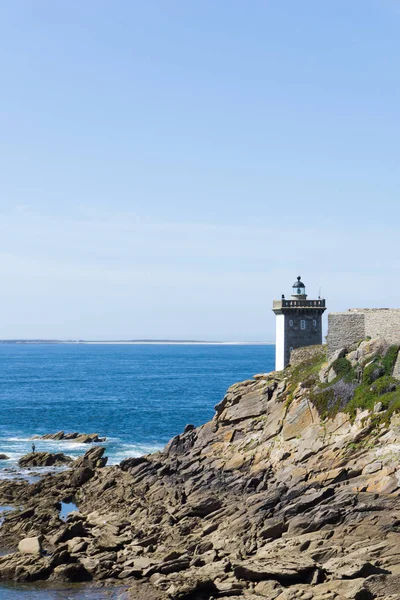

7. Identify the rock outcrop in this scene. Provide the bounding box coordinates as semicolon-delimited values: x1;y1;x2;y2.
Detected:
33;432;106;443
0;339;400;599
18;452;73;468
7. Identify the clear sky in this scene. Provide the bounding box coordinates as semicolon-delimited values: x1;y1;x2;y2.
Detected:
1;1;399;340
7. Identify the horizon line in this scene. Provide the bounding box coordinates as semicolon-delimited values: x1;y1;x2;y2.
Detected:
0;339;275;346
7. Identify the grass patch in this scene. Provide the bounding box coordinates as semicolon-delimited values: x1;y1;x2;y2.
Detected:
344;376;398;421
362;345;399;385
290;347;327;385
382;345;400;375
331;357;354;380
280;346;327;405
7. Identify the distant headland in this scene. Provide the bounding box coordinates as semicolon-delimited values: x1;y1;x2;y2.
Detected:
0;339;273;345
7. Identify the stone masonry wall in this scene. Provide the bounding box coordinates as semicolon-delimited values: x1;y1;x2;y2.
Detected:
361;309;400;344
327;308;400;357
327;312;365;357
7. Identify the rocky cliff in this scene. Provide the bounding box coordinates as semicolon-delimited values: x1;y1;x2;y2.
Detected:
1;339;400;600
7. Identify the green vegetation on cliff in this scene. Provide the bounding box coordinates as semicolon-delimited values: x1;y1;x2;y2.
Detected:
285;342;400;425
312;343;399;424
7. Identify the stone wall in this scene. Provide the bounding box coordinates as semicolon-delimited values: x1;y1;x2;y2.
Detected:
327;308;400;357
327;312;365;357
361;309;400;344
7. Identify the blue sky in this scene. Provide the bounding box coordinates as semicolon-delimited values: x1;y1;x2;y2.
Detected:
1;1;399;340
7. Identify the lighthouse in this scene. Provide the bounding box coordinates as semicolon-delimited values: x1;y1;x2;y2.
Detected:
272;276;326;371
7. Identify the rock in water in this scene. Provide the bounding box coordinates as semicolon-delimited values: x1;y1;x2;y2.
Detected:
18;452;73;467
34;432;106;443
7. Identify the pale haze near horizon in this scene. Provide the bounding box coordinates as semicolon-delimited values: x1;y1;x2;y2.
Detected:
1;1;399;341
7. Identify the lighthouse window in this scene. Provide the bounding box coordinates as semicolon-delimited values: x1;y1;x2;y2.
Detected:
289;319;294;327
313;319;317;327
300;319;306;330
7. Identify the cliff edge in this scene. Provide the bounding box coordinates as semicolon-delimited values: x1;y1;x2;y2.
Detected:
1;338;400;599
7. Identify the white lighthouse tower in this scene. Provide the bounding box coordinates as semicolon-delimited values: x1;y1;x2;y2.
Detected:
272;276;326;371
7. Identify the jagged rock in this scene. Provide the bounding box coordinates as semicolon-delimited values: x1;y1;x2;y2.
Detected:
18;452;72;468
74;446;107;470
233;556;317;584
254;580;284;598
282;397;320;441
165;575;218;599
50;562;92;582
324;557;389;579
259;518;288;540
365;573;400;596
120;456;149;472
34;432;106;443
0;454;9;460
70;466;95;486
50;520;88;544
177;494;222;518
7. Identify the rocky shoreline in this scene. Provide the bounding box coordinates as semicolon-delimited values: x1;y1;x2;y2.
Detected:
1;339;400;599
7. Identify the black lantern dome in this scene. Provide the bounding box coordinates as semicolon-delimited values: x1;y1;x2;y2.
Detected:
292;276;307;298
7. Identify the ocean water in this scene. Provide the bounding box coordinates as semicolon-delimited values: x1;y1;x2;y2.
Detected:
0;343;274;599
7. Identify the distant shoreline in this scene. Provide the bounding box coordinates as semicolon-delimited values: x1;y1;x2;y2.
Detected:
0;340;274;346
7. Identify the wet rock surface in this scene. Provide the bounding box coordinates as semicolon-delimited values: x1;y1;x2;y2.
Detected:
0;340;400;599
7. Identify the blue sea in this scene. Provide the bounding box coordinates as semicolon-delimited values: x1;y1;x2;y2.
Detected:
0;343;275;599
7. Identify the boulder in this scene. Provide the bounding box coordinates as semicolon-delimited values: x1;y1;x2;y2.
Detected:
0;454;9;460
18;536;42;555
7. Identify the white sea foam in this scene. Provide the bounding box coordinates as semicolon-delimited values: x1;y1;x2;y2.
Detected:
108;443;163;465
2;437;36;442
0;431;164;478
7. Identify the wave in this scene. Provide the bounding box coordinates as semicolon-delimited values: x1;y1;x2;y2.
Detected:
2;438;100;451
108;443;163;464
0;433;164;480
